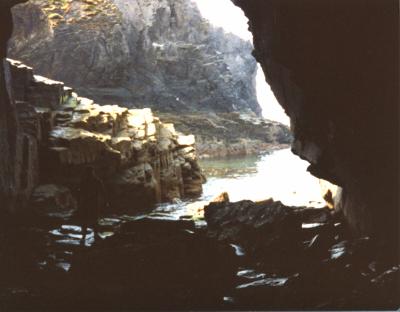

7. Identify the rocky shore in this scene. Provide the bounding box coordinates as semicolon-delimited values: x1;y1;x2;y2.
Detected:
0;195;397;310
8;0;294;160
159;112;292;159
7;59;204;216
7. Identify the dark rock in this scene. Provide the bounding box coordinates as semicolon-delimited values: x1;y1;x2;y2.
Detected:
295;206;332;224
234;276;290;308
30;184;77;219
233;0;399;249
119;216;195;234
0;59;25;213
67;218;237;310
329;240;349;261
368;265;400;309
204;199;302;267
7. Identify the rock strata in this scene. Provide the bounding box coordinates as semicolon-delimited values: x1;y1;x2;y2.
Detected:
9;0;261;115
7;58;204;214
159;112;292;158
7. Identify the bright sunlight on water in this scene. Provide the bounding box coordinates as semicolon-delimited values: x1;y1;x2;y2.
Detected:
154;148;326;222
200;148;325;207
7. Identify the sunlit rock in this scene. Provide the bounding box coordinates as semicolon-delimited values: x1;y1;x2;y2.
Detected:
4;59;204;213
177;134;195;147
127;108;154;128
160;112;292;159
319;179;339;209
8;0;261;116
212;192;230;203
159;123;176;138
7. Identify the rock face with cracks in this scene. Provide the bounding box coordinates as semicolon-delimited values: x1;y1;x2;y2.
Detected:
3;58;204;214
159;112;292;158
233;0;399;249
9;0;261;115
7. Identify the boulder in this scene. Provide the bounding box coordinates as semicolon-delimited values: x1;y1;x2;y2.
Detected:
204;199;302;259
30;184;77;219
69;218;237;310
211;192;230;203
107;163;160;212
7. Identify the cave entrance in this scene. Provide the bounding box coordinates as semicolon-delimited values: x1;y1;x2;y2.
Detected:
194;0;332;208
7;0;336;219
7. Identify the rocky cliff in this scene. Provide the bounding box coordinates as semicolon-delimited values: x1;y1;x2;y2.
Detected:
8;0;261;115
159;112;292;158
5;58;204;215
233;0;399;249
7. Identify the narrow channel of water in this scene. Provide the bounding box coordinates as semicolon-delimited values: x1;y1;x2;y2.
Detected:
154;148;326;220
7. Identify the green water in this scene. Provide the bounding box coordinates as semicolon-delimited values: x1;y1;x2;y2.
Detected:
154;148;326;220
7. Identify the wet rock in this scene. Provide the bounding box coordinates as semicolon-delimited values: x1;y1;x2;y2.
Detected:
234;276;290;308
237;277;289;288
368;265;400;309
30;184;77;219
295;206;332;224
204;199;302;262
69;218;237;310
302;221;336;259
120;216;195;234
236;269;266;282
329;240;349;261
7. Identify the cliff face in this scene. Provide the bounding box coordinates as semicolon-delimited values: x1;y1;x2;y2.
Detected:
159;112;292;158
8;0;261;115
233;0;399;247
4;58;204;215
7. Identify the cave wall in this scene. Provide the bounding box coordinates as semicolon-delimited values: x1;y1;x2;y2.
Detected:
233;0;399;244
0;0;28;213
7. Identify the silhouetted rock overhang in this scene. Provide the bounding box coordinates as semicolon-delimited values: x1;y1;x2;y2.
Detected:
233;0;399;248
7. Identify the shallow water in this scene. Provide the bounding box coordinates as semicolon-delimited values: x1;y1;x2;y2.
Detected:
154;148;325;219
200;148;325;206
